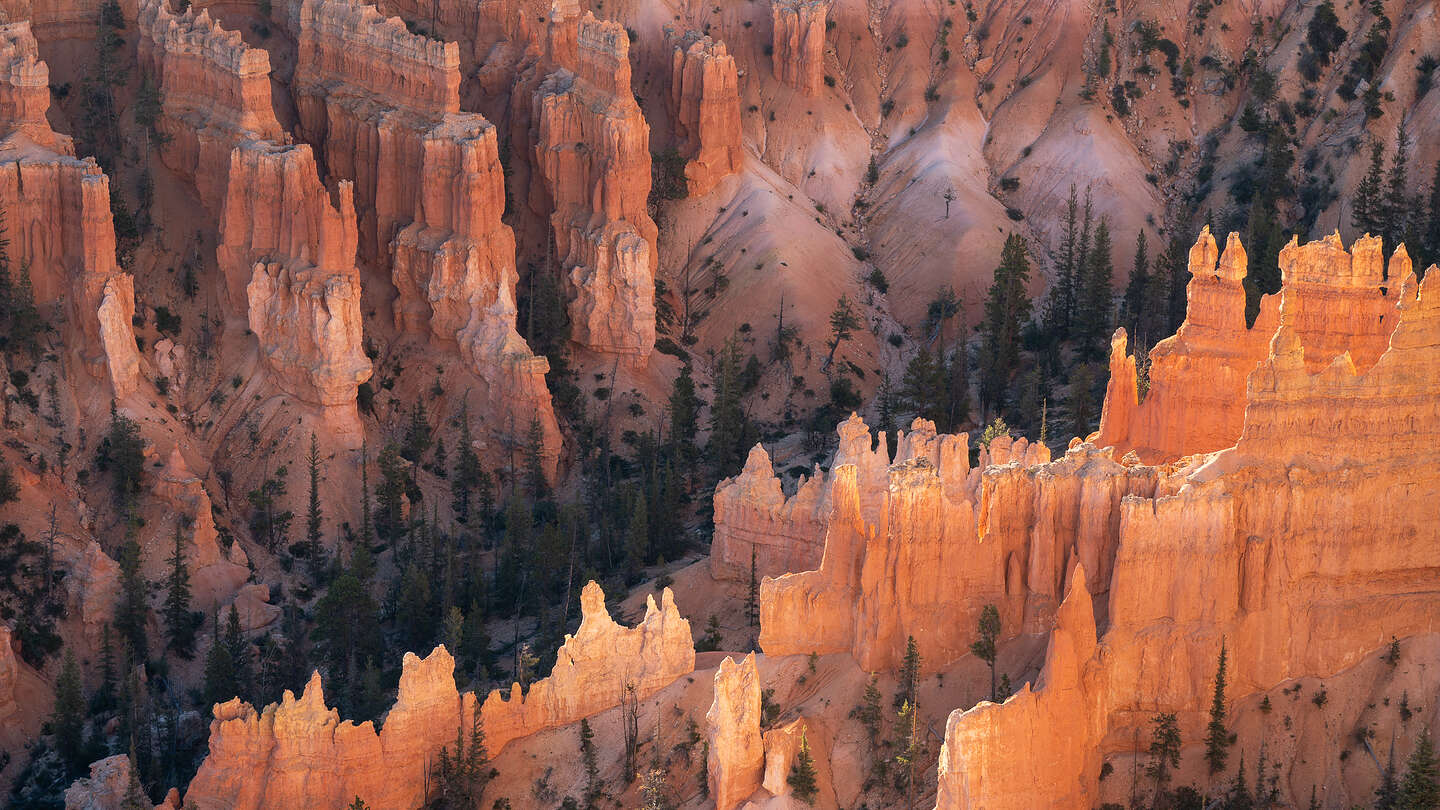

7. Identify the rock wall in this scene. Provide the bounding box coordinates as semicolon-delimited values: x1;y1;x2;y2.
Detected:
217;140;371;416
388;113;561;474
770;0;827;95
665;28;742;197
292;0;460;260
0;21;138;396
533;12;656;362
136;0;285;213
706;653;764;810
934;252;1440;809
183;581;694;810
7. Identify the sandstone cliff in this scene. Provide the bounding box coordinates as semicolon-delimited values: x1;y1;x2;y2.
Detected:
706;653;764;810
934;250;1440;809
770;0;827;95
136;0;285;213
388;113;561;474
183;581;693;810
533;12;656;362
0;19;65;151
665;28;742;197
217;140;371;420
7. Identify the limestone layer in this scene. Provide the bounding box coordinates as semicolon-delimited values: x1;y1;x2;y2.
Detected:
665;28;742;197
934;247;1440;809
182;582;693;810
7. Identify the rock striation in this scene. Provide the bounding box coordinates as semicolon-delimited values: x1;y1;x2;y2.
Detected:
770;0;828;95
706;653;765;810
0;20;138;397
665;28;742;197
217;140;371;418
136;0;285;213
933;244;1440;809
183;581;693;810
533;12;656;362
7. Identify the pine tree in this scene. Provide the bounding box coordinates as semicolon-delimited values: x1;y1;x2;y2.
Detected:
1145;712;1182;805
941;347;971;432
826;294;863;368
1399;728;1438;809
901;347;945;425
313;572;380;695
1045;185;1082;339
970;604;1001;702
708;335;754;478
1204;641;1231;777
452;409;481;524
116;532;148;657
162;521;196;658
224;604;251;702
894;700;923;810
202;612;237;707
1123;230;1150;342
52;650;86;774
358;441;373;547
1353;140;1387;239
401;401;432;462
524;417;549;500
1076;220;1114;359
1383;123;1412;253
667;364;701;465
979;234;1033;411
397;564;434;652
1424;159;1440;276
306;433;323;552
580;718;602;809
93;624;118;713
788;732;819;804
896;635;922;710
1377;738;1400;810
374;443;407;543
745;546;759;629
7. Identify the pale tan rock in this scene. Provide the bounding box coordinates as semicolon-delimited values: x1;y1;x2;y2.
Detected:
246;259;371;411
0;20;68;151
707;653;765;810
666;28;742;196
64;755;140;810
771;0;827;95
761;717;807;796
150;447;248;611
184;581;693;810
230;583;280;632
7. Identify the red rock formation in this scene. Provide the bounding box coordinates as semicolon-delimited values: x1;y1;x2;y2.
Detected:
770;0;827;95
761;717;807;797
293;0;460;258
710;444;830;582
150;448;250;611
934;252;1440;809
665;28;742;197
63;754;175;809
136;0;284;213
389;113;561;473
0;20;66;150
184;581;693;810
0;21;138;396
217;140;371;417
706;653;764;810
1096;228;1279;462
533;12;656;362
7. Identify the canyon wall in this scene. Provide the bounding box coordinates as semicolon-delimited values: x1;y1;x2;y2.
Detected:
183;581;693;810
665;28;742;197
770;0;827;95
0;20;138;396
533;12;656;362
706;653;764;810
934;249;1440;809
389;113;561;473
217;140;371;417
136;0;284;213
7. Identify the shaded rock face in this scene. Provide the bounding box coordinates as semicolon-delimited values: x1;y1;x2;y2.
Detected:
136;0;285;213
0;625;19;726
665;28;742;197
218;140;371;418
934;248;1440;810
706;653;764;810
1097;229;1403;464
533;12;656;362
770;0;827;95
0;20;137;396
389;113;561;475
183;581;694;810
292;0;461;261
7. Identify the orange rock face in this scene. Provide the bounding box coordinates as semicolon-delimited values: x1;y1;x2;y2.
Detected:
218;140;371;418
136;0;285;213
183;581;693;810
293;0;461;259
389;113;561;474
665;28;742;197
770;0;827;95
706;653;765;810
934;245;1440;809
533;13;656;362
0;20;137;397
